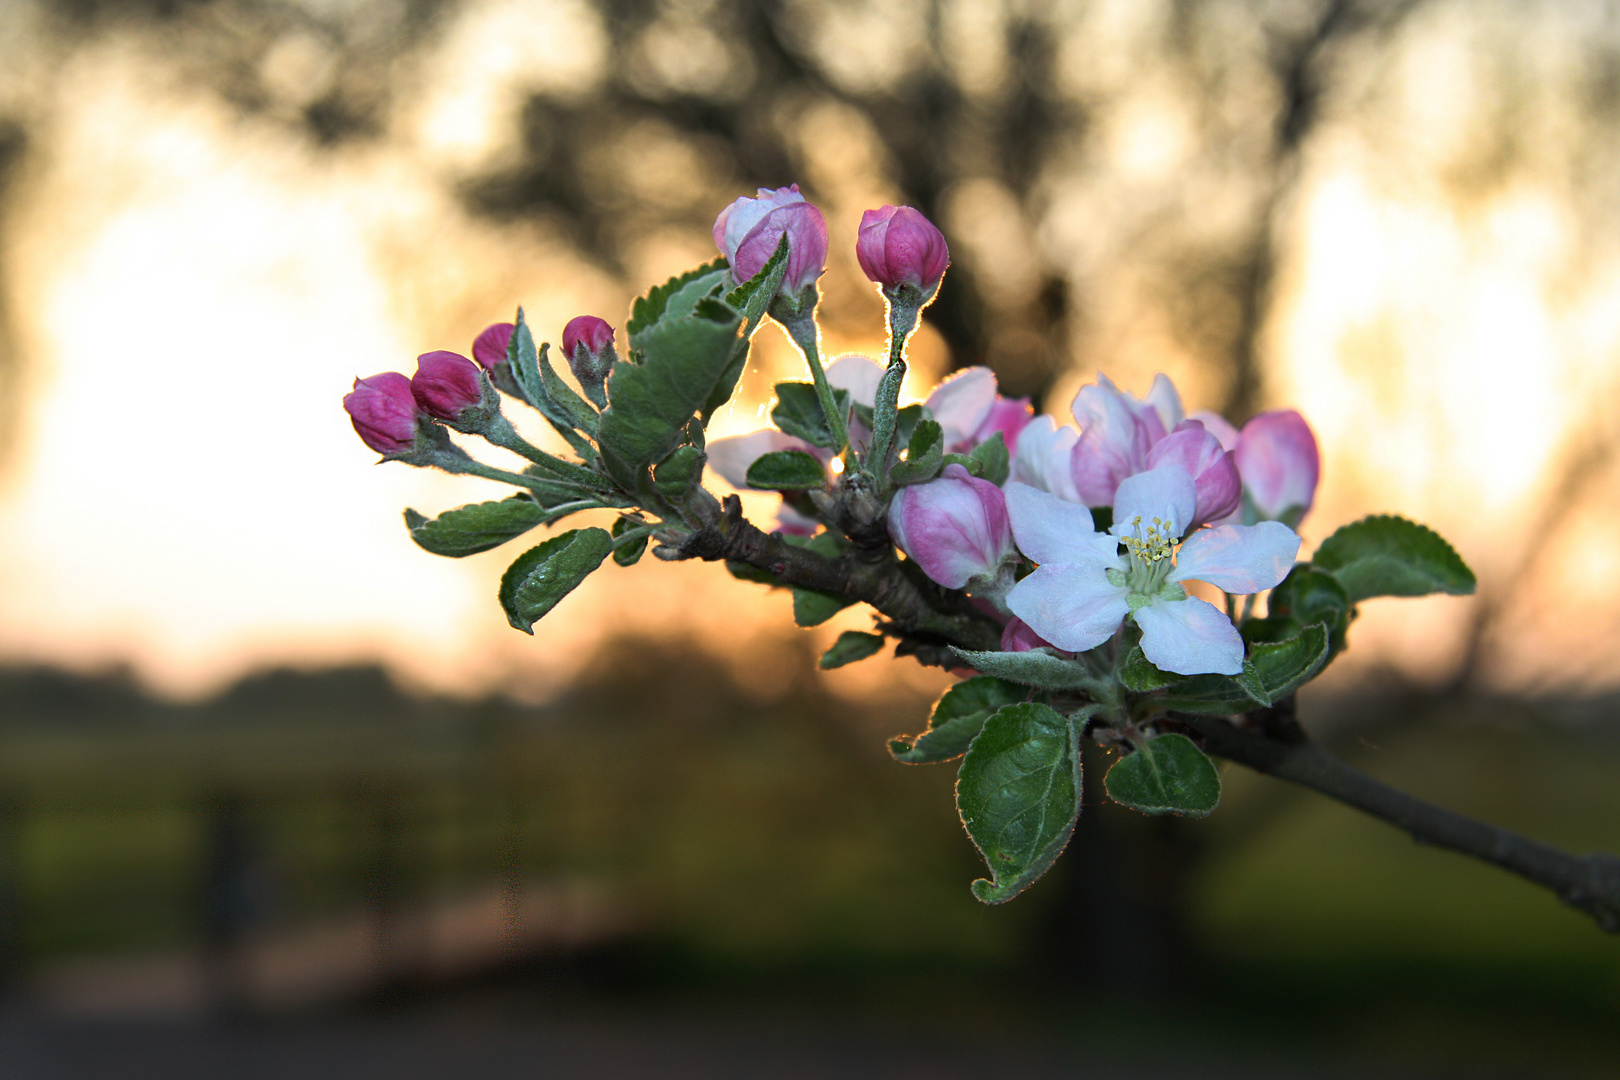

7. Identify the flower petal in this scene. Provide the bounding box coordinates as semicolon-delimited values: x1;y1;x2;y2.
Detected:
1004;482;1119;567
825;354;885;407
1170;522;1300;594
1006;564;1131;654
1011;416;1081;502
1134;596;1244;676
1111;466;1197;540
925;366;998;450
1188;410;1240;451
1143;373;1184;434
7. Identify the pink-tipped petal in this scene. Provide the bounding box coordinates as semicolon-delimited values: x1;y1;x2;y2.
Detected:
888;464;1013;589
410;350;484;421
999;617;1052;653
1236;410;1320;523
976;396;1034;454
1188;409;1240;451
1134;596;1245;676
1147;421;1241;528
856;205;950;292
1142;373;1185;434
734;200;828;291
926;367;998;451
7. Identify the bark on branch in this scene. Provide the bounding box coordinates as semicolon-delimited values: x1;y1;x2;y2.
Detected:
1175;709;1620;934
671;494;1002;654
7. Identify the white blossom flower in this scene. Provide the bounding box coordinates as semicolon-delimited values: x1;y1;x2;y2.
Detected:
1003;466;1300;675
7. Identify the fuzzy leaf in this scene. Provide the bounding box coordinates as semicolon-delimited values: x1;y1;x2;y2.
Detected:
890;675;1028;764
498;527;614;633
506;307;545;408
950;647;1098;691
702;235;791;422
1118;645;1178;693
1312;515;1476;602
653;444;705;501
746;450;827;491
404;497;546;557
1154;624;1330;715
1104;733;1221;817
627;259;728;341
610;517;649;567
957;703;1081;904
967;431;1010;487
772;381;851;448
889;419;944;486
792;588;852;627
819;631;888;670
1266;565;1351;653
597;304;743;484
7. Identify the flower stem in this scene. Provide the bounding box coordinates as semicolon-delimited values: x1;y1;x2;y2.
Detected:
781;312;851;459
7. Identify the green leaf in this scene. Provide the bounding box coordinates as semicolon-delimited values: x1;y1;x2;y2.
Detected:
1154;623;1330;715
967;431;1010;487
890;675;1028;764
1266;565;1351;653
498;527;614;633
529;343;598;461
771;381;851;448
957;702;1082;904
745;450;827;491
950;648;1099;691
610;517;649;567
1118;645;1178;693
1104;733;1221;817
699;235;792;423
627;259;728;340
597;305;743;485
653;444;705;501
792;588;852;627
1312;514;1476;602
819;631;887;670
889;419;944;486
1234;658;1271;708
1089;506;1113;532
726;560;780;586
506;307;544;407
403;496;545;557
539;347;600;434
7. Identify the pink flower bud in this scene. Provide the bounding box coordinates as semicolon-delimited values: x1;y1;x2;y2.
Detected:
1145;421;1241;529
888;464;1014;589
1236;410;1320;525
561;314;617;399
343;372;419;454
563;315;614;358
410;350;485;421
1000;616;1052;653
712;185;828;294
856;205;949;294
471;322;514;372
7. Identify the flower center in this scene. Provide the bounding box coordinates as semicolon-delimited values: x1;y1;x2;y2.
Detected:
1121;514;1177;597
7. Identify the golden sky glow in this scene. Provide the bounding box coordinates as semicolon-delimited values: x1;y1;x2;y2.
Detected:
0;0;1616;700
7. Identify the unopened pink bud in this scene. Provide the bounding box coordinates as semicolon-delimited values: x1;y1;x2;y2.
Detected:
856;205;949;294
343;372;419;454
976;396;1034;454
1236;410;1319;525
1000;617;1052;653
713;185;828;294
471;323;514;372
1146;421;1241;529
563;315;614;358
888;464;1014;589
410;350;484;421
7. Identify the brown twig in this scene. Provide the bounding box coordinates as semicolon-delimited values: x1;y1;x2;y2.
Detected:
1174;710;1620;933
669;495;1002;654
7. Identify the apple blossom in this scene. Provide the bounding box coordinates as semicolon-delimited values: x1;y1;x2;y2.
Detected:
1235;410;1320;526
410;351;486;422
343;372;420;454
1004;466;1299;675
713;185;828;296
856;205;950;297
888;464;1014;590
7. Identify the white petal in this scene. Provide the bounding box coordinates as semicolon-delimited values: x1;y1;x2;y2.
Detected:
925;367;997;447
1011;416;1082;502
1004;482;1119;567
1111;466;1196;539
1171;522;1300;594
1134;596;1244;676
1144;373;1185;432
825;355;885;407
1006;564;1131;654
